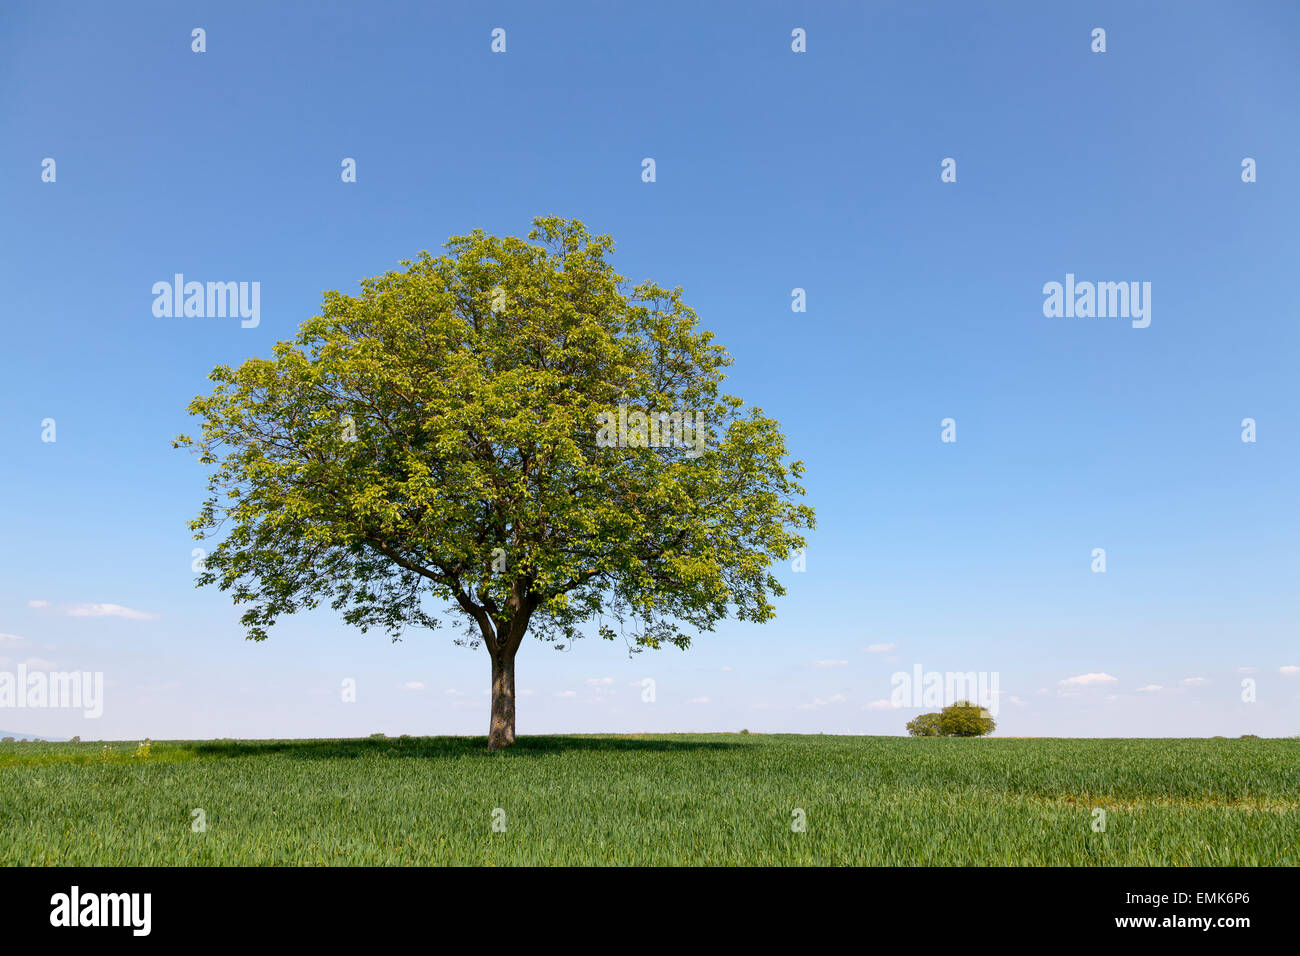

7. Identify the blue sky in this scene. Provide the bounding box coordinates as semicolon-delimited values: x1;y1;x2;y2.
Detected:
1;0;1297;739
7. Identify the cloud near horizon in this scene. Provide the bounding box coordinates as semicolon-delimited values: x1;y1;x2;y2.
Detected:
1059;673;1118;687
66;603;159;620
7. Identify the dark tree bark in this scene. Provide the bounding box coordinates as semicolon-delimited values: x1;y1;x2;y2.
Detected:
487;648;517;751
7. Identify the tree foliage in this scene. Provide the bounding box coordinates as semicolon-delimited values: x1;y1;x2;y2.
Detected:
905;712;942;737
174;217;814;746
907;702;996;737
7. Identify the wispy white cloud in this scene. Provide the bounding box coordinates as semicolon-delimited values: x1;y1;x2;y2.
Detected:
864;643;896;653
1280;665;1299;676
0;656;58;669
401;681;424;691
800;693;846;710
809;659;848;669
66;603;158;621
1059;672;1117;687
26;600;49;609
1180;677;1209;687
1137;684;1163;692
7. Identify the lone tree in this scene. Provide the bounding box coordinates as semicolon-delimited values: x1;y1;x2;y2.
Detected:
175;217;813;750
907;701;996;738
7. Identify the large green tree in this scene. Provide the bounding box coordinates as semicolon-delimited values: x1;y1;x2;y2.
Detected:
175;217;813;749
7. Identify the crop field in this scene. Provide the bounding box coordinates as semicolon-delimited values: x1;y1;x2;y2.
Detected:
0;734;1295;866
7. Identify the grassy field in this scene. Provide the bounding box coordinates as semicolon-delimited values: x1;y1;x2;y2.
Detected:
0;734;1295;865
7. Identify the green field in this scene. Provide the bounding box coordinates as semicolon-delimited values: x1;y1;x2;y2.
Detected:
1;734;1295;865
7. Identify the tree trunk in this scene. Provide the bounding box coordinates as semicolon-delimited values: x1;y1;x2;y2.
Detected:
487;649;517;751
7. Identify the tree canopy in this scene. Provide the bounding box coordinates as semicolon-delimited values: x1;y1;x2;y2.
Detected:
907;702;996;738
175;217;814;748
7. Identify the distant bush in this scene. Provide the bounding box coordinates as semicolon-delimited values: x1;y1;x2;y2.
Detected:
939;701;996;737
1240;734;1260;739
1;737;12;743
908;702;995;737
906;713;943;737
70;736;81;743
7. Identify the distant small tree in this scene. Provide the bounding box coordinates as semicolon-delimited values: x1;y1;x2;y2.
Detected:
906;713;942;737
937;700;996;737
